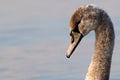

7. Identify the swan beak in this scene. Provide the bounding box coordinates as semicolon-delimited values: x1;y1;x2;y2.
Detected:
66;33;83;58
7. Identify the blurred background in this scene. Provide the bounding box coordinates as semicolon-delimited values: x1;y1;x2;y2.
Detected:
0;0;120;80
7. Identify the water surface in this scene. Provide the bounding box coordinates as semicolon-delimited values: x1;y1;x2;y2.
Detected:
0;0;120;80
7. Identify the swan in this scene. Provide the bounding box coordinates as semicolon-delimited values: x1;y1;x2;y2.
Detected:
66;4;115;80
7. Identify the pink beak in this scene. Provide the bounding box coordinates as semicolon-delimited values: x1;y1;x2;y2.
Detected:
66;33;83;58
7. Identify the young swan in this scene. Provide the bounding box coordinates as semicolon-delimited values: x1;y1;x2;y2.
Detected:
67;4;115;80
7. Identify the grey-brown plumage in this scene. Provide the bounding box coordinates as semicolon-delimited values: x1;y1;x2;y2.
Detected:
67;4;115;80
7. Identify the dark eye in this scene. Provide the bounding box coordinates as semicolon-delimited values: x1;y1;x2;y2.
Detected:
69;17;82;43
72;20;81;33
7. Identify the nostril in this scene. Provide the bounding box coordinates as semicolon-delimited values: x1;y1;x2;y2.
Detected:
70;31;74;43
71;36;74;43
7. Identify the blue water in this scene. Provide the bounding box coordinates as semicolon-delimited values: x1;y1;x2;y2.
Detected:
0;0;120;80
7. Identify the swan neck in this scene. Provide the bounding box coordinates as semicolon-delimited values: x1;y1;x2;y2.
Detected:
85;20;115;80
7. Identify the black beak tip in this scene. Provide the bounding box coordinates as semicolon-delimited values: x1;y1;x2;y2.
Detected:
66;54;71;58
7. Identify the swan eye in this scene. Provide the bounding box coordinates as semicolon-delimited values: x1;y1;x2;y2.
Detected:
73;20;81;32
69;20;82;43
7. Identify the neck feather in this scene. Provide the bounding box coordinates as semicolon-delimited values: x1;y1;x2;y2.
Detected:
85;18;115;80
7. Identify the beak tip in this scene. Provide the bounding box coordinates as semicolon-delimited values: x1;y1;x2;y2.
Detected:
66;53;71;58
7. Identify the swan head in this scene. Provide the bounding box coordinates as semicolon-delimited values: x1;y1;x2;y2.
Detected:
67;4;102;58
